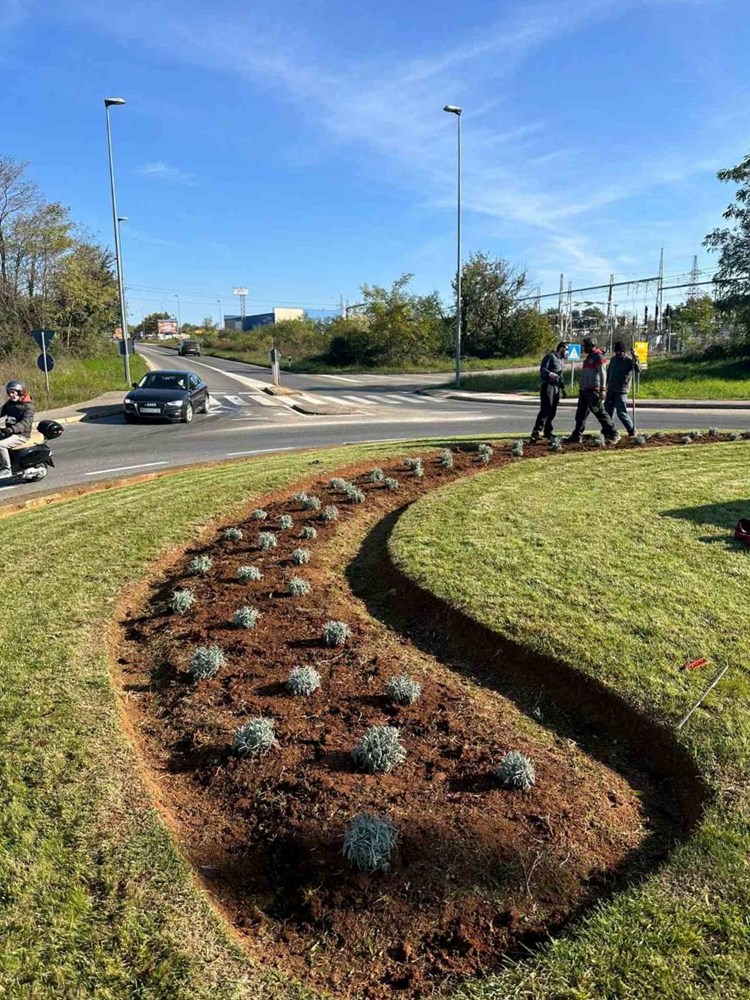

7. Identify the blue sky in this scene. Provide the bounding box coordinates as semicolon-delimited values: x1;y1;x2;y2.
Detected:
2;0;749;325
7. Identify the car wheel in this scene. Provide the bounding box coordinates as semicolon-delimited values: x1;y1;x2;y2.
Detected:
199;393;209;414
182;401;194;424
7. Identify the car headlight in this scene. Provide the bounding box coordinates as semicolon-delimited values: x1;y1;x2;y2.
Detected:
165;399;184;406
124;397;135;407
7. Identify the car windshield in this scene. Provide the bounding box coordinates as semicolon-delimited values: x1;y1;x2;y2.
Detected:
139;373;188;391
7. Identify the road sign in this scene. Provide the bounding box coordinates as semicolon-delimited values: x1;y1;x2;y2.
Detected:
30;329;55;351
118;338;135;356
269;348;281;364
566;343;581;361
37;352;54;372
634;340;649;369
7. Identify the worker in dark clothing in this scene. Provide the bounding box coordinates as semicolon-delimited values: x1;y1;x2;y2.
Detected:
530;341;567;442
564;336;620;444
605;340;641;436
0;380;35;479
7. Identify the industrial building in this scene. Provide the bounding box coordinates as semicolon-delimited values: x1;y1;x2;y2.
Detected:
223;307;304;332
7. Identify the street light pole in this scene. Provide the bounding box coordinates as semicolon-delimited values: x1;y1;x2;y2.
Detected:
216;298;223;332
444;105;462;388
104;97;131;385
175;294;182;332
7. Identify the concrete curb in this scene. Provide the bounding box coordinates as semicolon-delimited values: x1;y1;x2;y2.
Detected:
417;388;750;411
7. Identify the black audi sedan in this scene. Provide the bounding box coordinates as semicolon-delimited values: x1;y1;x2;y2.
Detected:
123;370;209;423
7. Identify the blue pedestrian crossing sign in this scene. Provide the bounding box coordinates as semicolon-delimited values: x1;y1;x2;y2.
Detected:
566;343;582;361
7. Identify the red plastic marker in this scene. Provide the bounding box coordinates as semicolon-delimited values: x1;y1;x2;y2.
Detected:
681;657;709;672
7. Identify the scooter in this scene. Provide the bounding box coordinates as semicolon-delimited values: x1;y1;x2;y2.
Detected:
3;419;64;483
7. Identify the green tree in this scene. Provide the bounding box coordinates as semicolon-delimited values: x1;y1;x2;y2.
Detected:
136;311;173;337
51;241;118;353
360;274;448;365
704;152;750;339
455;253;528;357
506;308;556;357
670;295;716;348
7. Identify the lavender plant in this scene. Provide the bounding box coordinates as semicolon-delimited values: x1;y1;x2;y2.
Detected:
232;717;277;757
321;504;339;521
352;725;407;773
170;588;196;615
288;575;311;597
250;509;268;521
291;547;310;565
384;477;400;491
188;554;213;575
258;531;278;551
385;674;422;706
286;665;321;696
496;750;536;790
278;514;294;530
233;605;260;629
322;620;350;646
344;485;365;503
370;468;385;483
222;527;243;542
438;448;454;468
511;439;524;458
237;565;262;582
303;495;322;511
188;644;225;680
342;813;397;872
300;525;317;541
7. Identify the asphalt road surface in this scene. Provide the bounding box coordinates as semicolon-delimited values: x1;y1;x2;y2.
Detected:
1;344;747;505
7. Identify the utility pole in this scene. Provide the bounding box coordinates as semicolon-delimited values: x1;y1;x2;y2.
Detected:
557;274;564;337
566;280;573;339
656;247;664;346
688;254;700;301
606;273;614;352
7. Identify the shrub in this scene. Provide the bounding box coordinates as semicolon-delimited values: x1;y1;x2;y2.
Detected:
291;491;309;503
329;477;348;491
690;429;704;439
384;477;400;491
322;620;350;646
170;588;196;614
258;531;278;551
593;433;606;449
708;427;720;437
304;495;322;511
342;813;397;872
496;750;536;790
385;674;422;706
511;439;524;458
370;468;385;482
288;575;311;597
188;554;213;575
729;432;742;441
292;547;310;565
250;509;268;521
477;443;493;464
233;717;277;757
345;485;366;503
634;434;648;446
402;457;419;470
438;448;454;468
237;565;262;582
233;605;260;629
550;439;563;453
352;725;407;773
188;644;225;680
652;430;664;439
278;514;294;530
222;527;243;542
410;459;424;478
321;504;339;522
286;665;320;696
681;435;693;445
300;525;317;540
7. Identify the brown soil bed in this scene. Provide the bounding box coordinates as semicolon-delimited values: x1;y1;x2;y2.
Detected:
116;434;716;998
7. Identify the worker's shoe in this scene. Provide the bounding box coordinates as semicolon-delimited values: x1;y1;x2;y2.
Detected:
0;469;12;479
564;433;582;444
607;432;621;446
529;432;541;443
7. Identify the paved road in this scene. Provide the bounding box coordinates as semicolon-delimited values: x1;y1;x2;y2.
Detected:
1;344;747;505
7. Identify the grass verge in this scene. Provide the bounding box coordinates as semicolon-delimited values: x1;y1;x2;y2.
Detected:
453;354;750;399
0;439;453;999
5;351;148;409
390;443;750;999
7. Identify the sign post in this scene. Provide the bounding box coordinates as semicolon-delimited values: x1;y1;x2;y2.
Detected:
269;347;281;387
632;341;649;430
31;329;55;398
566;343;581;390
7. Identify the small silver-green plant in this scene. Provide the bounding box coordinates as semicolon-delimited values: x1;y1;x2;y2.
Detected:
511;439;524;458
410;459;424;478
438;448;454;468
550;439;563;453
233;605;260;629
708;427;720;437
634;434;648;446
385;674;422;706
237;565;262;582
652;430;664;439
681;435;693;445
188;554;213;575
250;508;268;521
384;477;400;491
222;527;243;542
278;514;294;530
170;588;196;614
300;525;317;540
370;468;384;482
689;429;703;438
286;665;320;696
352;725;407;773
232;717;277;757
329;477;348;491
321;504;339;521
477;443;493;464
322;620;350;646
402;457;420;470
189;644;225;680
292;547;310;565
291;491;309;503
258;531;278;551
496;750;536;790
288;575;311;597
342;813;397;872
729;432;742;441
345;485;366;503
303;495;322;511
593;433;606;449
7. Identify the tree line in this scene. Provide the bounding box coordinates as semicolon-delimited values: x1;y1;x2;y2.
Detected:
0;155;118;360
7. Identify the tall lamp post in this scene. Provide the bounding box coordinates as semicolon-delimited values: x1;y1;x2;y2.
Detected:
104;97;131;385
216;297;223;332
174;294;182;333
443;104;462;388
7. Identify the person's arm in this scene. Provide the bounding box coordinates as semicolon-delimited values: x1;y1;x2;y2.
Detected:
539;353;559;383
594;354;607;393
11;402;34;438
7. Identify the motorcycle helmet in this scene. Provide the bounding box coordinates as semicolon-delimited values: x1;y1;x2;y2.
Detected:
37;419;64;440
6;380;25;395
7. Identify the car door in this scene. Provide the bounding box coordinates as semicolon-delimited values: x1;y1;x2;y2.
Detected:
188;373;204;408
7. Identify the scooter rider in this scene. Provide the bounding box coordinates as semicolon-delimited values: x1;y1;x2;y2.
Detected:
0;381;35;479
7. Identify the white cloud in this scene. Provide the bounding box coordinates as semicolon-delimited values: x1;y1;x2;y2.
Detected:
136;161;195;184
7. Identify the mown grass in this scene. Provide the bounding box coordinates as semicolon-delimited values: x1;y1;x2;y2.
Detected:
391;443;750;998
454;354;750;399
3;351;148;409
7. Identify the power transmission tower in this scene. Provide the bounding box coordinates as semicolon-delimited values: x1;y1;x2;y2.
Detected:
688;255;700;301
557;274;564;336
656;247;664;340
566;280;573;338
606;273;614;351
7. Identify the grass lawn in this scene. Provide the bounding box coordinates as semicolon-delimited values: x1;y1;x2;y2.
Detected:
5;352;148;409
0;439;448;999
454;353;750;399
390;443;750;998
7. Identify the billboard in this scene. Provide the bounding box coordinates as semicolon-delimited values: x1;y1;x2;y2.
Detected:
232;287;248;296
157;319;178;337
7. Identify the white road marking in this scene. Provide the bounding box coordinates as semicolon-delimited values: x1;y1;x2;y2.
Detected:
225;446;297;457
315;395;354;406
223;395;247;406
297;392;327;404
369;395;401;404
86;461;168;477
311;374;361;383
248;393;280;407
342;395;377;405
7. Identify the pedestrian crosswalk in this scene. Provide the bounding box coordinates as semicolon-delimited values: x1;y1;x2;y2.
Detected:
208;389;434;415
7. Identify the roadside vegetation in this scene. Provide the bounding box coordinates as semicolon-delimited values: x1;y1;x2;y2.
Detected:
8;351;147;408
391;443;750;999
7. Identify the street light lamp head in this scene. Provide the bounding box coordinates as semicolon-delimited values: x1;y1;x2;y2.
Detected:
104;97;126;107
443;104;462;115
117;216;128;223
